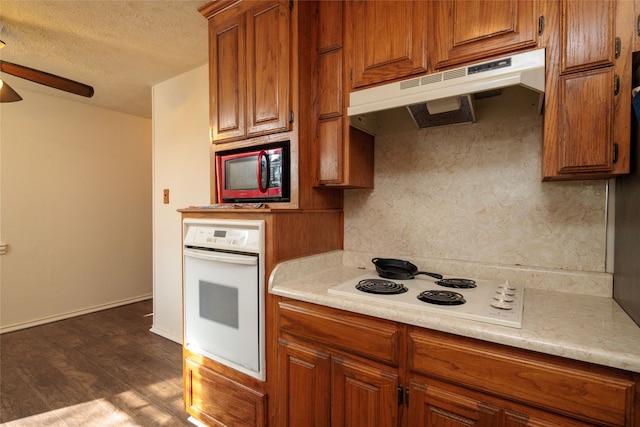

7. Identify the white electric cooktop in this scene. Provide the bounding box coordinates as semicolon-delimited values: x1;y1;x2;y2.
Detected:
328;273;524;328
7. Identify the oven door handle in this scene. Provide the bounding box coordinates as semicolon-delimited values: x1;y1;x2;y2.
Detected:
183;248;258;266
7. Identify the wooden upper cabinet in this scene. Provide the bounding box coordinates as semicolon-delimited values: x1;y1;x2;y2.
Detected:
541;0;631;180
316;0;374;188
246;1;290;136
317;0;342;54
560;0;616;74
429;0;538;70
347;0;429;89
209;12;246;141
206;1;291;143
555;68;615;174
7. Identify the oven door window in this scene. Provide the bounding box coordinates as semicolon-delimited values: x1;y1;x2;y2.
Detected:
199;280;239;328
183;249;261;379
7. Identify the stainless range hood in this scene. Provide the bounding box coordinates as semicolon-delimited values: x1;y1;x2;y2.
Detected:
348;48;546;134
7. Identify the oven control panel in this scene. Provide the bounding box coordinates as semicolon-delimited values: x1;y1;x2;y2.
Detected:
189;227;249;247
183;219;264;253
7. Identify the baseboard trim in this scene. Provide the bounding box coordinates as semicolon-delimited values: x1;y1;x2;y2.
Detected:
0;294;153;334
149;326;182;344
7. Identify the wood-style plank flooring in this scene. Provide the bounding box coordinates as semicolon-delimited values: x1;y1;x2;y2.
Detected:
0;300;191;426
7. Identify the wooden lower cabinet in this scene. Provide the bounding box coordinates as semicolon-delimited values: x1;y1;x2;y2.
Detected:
276;298;638;427
407;378;501;426
409;329;636;426
277;340;331;426
331;356;399;426
277;339;399;426
407;375;598;427
184;356;266;426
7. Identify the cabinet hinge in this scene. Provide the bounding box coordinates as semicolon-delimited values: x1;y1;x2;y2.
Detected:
350;69;353;82
538;16;545;36
613;143;619;164
615;37;621;59
289;0;293;10
289;111;294;123
397;385;403;405
637;15;640;36
614;74;620;95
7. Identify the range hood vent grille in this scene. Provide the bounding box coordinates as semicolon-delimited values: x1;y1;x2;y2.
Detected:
443;67;467;80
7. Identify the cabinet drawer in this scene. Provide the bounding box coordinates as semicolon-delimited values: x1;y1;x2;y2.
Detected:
409;329;635;426
184;358;266;427
278;299;401;365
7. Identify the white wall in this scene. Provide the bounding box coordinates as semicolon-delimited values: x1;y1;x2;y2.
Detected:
151;64;210;343
0;89;152;332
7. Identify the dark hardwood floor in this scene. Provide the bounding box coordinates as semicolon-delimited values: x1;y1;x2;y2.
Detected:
0;299;191;426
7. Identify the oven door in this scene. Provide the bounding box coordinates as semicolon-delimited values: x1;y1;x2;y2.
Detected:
183;247;264;380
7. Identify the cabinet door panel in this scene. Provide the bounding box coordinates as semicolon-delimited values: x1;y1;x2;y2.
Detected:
318;0;343;53
277;339;331;426
430;0;537;69
560;0;616;74
210;15;246;142
318;50;343;119
318;118;343;184
184;358;266;426
246;1;290;136
349;0;428;88
331;357;399;427
557;68;614;174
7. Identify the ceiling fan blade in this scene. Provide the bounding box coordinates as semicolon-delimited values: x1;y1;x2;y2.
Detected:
0;60;94;98
0;80;23;102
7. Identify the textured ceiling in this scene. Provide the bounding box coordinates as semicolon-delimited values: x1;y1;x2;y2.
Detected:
0;1;210;118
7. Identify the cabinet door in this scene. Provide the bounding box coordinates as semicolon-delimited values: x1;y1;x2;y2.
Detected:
277;339;331;426
246;1;291;136
331;356;399;427
429;0;538;70
347;0;428;89
209;12;246;142
407;379;499;427
544;67;616;177
560;0;616;74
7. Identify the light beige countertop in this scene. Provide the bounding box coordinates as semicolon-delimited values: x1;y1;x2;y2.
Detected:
269;251;640;373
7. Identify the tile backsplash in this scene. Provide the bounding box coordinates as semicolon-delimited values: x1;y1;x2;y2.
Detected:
344;87;608;275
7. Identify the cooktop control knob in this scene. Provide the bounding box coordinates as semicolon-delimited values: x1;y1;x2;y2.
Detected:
493;293;514;302
498;280;516;291
491;298;513;310
496;286;515;296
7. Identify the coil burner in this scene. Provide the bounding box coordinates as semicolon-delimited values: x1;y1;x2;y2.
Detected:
436;278;476;289
356;279;408;295
417;290;466;305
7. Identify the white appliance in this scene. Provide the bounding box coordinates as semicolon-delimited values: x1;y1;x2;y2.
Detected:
329;273;524;329
182;218;266;381
348;48;546;131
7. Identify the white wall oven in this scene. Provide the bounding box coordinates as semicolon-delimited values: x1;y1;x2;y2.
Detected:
182;218;265;381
